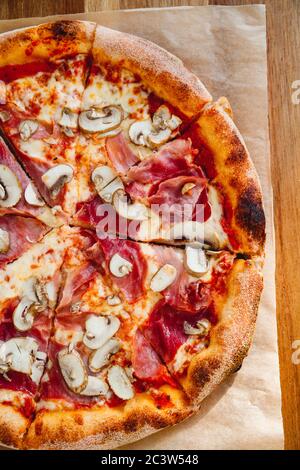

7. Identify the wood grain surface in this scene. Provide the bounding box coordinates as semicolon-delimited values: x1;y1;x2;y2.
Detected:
0;0;299;450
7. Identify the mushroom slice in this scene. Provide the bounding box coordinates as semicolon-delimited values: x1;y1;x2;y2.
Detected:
106;295;122;306
13;297;36;332
112;189;148;221
150;264;177;292
0;228;9;254
99;177;124;203
91;166;117;193
185;244;209;276
152;105;172;130
0;81;6;104
168;114;182;131
83;315;120;350
89;338;120;373
58;107;78;129
128;119;153;146
41;164;74;199
107;365;134;400
80;376;109;397
58;348;87;394
181;182;196;195
0;164;22;208
79;106;123;134
183;319;211;336
24;182;45;207
0;110;10;122
0;337;39;374
19;120;39;141
147;127;172;148
109;253;133;278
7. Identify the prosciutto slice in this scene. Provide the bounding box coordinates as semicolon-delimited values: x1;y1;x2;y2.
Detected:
0;214;48;269
106;132;139;174
98;238;147;303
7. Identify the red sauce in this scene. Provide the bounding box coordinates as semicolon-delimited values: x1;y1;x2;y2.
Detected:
0;61;56;83
147;92;188;126
106;394;125;408
152;392;172;409
20;396;35;419
182;125;217;179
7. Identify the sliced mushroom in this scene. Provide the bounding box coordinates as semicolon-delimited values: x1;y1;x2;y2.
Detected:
112;189;148;221
79;106;123;134
24;182;45;207
168;114;182;131
19;120;39;141
0;337;39;375
58;107;78;129
80;376;109;397
181;182;196;195
0;110;10;122
0;164;22;208
147;127;172;148
183;319;211;336
128;119;153;146
89;338;120;373
31;351;47;384
185;245;209;276
150;264;177;292
41;164;74;199
83;315;120;350
0;228;9;254
91;166;117;193
58;348;87;394
13;297;36;332
99;177;124;203
0;81;6;104
107;365;134;400
44;280;57;308
106;295;122;306
152;105;172;130
109;253;133;278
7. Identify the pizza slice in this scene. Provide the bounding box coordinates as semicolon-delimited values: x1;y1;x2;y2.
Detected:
0;225;86;447
95;237;263;405
0;21;96;215
25;238;191;449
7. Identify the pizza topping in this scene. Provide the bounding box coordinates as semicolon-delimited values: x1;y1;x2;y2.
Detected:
152;105;182;132
24;182;45;207
107;365;134;400
57;107;78;130
0;164;22;208
80;376;109;397
91;165;117;193
0;337;39;376
19;120;39;141
0;228;9;253
106;132;139;173
128;119;153;146
0;80;6;104
0;110;10;122
58;348;87;394
106;295;122;306
132;329;169;382
183;319;211;336
12;297;36;332
112;189;148;221
99;177;124;203
41;164;74;198
79;106;123;134
89;338;120;373
83;315;120;350
185;244;209;276
109;253;133;278
150;264;177;292
181;182;196;195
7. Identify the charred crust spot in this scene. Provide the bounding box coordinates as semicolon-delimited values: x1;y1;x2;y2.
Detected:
193;358;220;389
226;138;248;166
236;185;266;244
124;415;139;433
51;21;78;40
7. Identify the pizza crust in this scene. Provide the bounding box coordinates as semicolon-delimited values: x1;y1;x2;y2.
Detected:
0;404;29;448
181;259;263;405
92;25;212;118
24;388;192;450
0;20;96;66
194;100;266;255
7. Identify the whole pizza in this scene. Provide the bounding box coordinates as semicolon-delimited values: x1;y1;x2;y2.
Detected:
0;21;265;449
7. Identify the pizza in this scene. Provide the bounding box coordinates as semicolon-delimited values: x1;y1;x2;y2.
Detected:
0;21;265;450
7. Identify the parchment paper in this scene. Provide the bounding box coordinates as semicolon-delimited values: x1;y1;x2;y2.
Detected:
0;5;283;450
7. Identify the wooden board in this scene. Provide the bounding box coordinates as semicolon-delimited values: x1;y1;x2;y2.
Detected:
0;0;299;450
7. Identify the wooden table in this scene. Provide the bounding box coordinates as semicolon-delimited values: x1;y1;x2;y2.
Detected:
0;0;299;450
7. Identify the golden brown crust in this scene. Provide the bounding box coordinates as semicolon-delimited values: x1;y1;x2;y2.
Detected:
0;20;96;66
24;388;192;450
194;99;266;255
181;259;263;405
0;404;29;448
92;25;212;118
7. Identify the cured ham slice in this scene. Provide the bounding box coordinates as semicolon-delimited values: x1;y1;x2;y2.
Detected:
106;132;139;174
0;214;48;269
